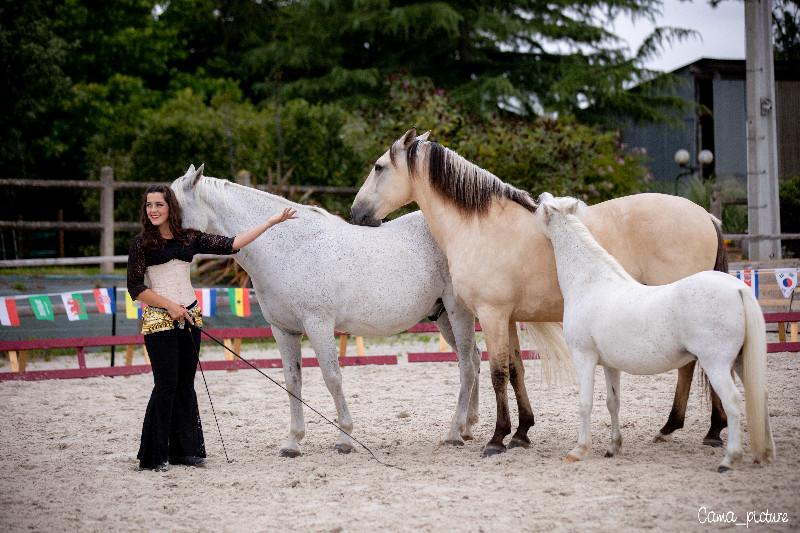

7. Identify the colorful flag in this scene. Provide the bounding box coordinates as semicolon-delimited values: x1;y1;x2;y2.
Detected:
228;287;250;317
774;268;798;299
0;297;20;326
93;288;116;315
60;292;88;321
125;291;142;319
195;288;217;317
29;295;54;321
735;269;759;298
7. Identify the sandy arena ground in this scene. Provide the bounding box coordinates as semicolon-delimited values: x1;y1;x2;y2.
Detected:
0;335;798;532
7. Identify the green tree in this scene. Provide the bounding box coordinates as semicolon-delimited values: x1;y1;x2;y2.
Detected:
0;1;70;178
244;0;692;122
773;0;800;60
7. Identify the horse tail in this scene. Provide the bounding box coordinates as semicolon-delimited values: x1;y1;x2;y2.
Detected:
523;322;574;385
738;287;775;463
711;215;729;274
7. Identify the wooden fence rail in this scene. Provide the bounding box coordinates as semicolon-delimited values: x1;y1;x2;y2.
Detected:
1;169;358;273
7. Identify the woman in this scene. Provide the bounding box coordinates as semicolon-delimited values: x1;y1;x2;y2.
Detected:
127;184;297;471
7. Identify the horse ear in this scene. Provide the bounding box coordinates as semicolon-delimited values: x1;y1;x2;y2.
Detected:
540;202;554;225
417;130;431;142
402;128;417;149
564;197;585;215
192;163;205;186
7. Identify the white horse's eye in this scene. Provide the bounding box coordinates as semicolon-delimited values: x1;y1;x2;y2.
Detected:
374;163;383;173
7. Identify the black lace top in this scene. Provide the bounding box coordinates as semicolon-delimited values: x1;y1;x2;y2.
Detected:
127;231;236;300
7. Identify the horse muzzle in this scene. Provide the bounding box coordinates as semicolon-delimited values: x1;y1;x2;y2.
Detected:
350;204;383;227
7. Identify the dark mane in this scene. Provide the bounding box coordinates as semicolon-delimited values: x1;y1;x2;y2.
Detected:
405;140;537;216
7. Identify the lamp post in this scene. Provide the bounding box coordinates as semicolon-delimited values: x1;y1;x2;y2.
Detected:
673;148;714;195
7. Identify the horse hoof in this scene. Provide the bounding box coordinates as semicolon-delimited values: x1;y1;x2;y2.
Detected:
604;451;615;458
718;465;732;473
444;439;465;447
564;454;581;463
461;434;474;441
481;445;506;458
279;448;301;458
703;437;724;448
335;443;353;455
508;437;530;449
653;433;670;443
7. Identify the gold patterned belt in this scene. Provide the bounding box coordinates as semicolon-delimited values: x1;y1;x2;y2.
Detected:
141;301;203;335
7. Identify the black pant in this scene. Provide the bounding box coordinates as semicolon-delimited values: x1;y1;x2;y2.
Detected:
137;326;205;469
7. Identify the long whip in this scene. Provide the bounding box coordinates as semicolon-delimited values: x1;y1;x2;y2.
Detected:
192;324;404;470
185;325;232;463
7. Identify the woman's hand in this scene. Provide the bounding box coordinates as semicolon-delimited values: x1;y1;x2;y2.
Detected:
267;207;298;227
166;301;194;325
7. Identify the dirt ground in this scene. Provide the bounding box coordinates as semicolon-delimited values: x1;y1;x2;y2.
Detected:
0;339;798;532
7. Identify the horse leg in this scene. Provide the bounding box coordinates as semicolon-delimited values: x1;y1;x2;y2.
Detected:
508;323;535;449
273;327;304;458
704;387;727;448
654;361;693;442
480;312;513;457
565;350;596;463
603;367;622;457
436;305;478;445
700;361;743;472
304;322;355;454
655;361;727;446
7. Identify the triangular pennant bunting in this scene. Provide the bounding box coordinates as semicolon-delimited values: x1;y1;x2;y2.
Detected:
61;292;88;321
29;295;54;321
0;297;20;326
774;268;797;299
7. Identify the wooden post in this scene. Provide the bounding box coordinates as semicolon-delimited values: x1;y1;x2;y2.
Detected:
100;166;115;274
235;170;252;187
439;334;448;352
223;338;238;372
57;209;65;258
778;322;787;343
8;350;27;372
355;336;365;356
791;321;798;342
338;334;348;357
710;183;722;221
125;345;134;366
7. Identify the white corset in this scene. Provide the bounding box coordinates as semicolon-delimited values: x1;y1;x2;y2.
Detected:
144;259;196;306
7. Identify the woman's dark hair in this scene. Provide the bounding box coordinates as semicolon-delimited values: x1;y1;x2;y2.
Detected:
138;185;192;250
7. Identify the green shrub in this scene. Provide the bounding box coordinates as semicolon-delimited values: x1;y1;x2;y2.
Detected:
780;175;800;257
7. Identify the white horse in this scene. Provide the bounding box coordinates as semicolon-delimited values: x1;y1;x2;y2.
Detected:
171;165;481;456
536;193;775;472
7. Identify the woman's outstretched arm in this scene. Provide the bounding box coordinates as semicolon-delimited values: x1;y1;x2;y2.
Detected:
232;207;298;250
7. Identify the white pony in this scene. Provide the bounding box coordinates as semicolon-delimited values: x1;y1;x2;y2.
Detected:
172;165;481;456
536;193;774;471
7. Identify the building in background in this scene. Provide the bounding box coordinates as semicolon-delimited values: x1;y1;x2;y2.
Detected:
623;58;800;184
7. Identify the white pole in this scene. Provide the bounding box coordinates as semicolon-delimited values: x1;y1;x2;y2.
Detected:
745;0;782;260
